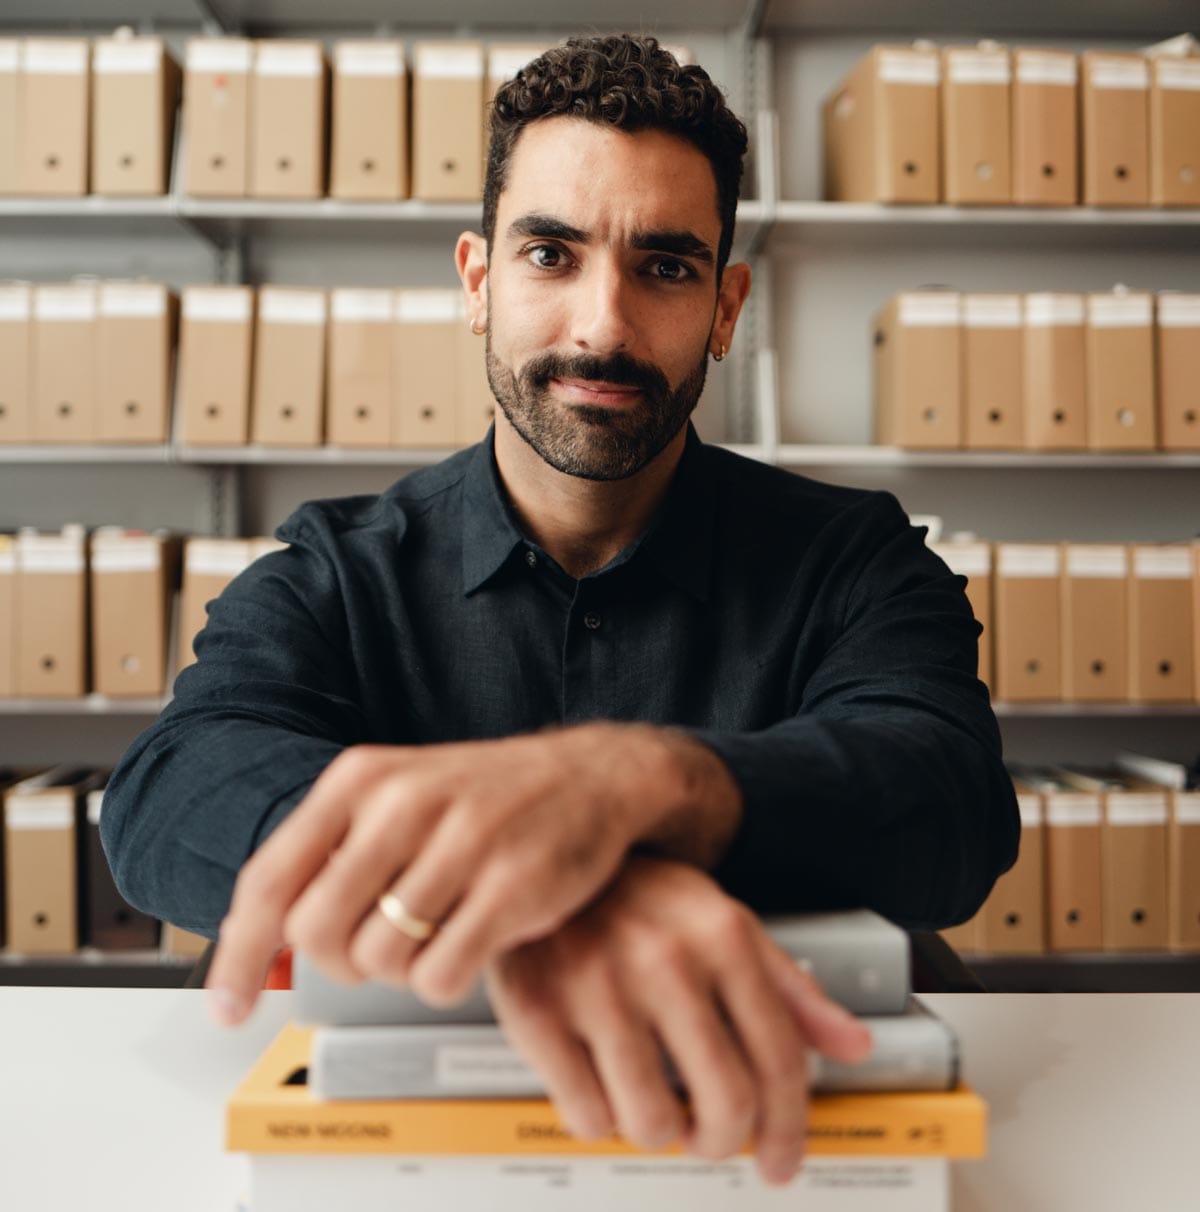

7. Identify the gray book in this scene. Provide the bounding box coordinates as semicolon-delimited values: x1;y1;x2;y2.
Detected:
293;909;911;1026
309;997;956;1101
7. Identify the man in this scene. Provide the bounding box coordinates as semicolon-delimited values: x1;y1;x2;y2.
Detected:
102;34;1018;1186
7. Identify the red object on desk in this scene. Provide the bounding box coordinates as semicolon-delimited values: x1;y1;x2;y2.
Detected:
264;948;293;990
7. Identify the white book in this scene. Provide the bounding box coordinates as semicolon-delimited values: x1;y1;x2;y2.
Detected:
247;1153;949;1212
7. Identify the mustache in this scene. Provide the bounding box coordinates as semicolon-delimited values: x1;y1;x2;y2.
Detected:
521;351;670;398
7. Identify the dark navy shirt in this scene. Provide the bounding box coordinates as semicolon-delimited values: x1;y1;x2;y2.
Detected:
101;423;1018;940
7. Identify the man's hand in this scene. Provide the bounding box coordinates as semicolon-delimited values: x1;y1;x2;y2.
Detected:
485;855;873;1187
206;723;740;1025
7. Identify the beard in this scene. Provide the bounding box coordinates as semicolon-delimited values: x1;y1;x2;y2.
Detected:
484;331;709;482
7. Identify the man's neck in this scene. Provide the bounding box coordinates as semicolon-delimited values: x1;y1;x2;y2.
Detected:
493;418;688;580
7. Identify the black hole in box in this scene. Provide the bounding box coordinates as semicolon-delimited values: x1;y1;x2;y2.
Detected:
1052;410;1066;424
125;400;139;416
41;656;56;671
873;331;885;347
363;158;376;172
1042;163;1055;177
58;402;72;417
442;159;458;172
1184;410;1198;425
278;156;292;171
1091;660;1106;675
281;406;295;420
1026;659;1041;674
988;409;1003;423
1066;910;1080;925
1115;165;1128;179
1005;912;1020;927
420;407;434;420
1131;909;1146;925
116;909;130;925
355;407;369;420
903;161;917;175
211;155;225;170
1159;660;1173;676
206;403;220;418
34;913;48;928
120;154;134;169
0;404;6;418
46;155;59;169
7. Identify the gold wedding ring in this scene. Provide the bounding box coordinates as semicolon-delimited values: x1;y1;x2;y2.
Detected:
377;892;437;942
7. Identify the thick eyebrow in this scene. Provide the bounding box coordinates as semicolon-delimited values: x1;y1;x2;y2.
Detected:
506;213;715;266
506;214;589;244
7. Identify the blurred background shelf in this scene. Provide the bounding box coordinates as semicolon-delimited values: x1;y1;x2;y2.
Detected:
0;696;170;715
966;952;1200;994
0;949;195;987
775;447;1200;469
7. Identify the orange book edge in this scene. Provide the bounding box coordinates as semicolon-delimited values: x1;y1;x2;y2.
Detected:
227;1023;987;1160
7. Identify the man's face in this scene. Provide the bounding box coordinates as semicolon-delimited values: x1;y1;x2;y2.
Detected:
483;117;725;482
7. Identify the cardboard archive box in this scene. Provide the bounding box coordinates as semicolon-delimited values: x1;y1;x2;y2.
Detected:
1060;544;1130;703
393;290;459;447
327;289;394;447
1011;48;1079;206
177;286;254;446
962;293;1023;449
1022;293;1087;450
0;535;14;697
96;281;177;443
15;527;88;698
1128;544;1195;703
84;784;160;950
1148;54;1200;207
331;41;407;201
251;287;327;446
1156;292;1200;450
873;292;962;448
981;778;1046;954
0;282;32;443
1099;775;1171;952
0;40;17;194
249;40;328;199
822;44;941;203
176;538;253;673
1085;290;1157;451
412;42;486;201
91;35;181;196
455;296;496;444
183;38;252;196
90;528;178;698
32;282;97;443
994;543;1062;702
1080;51;1150;207
941;44;1012;204
18;39;90;196
929;538;992;690
1042;772;1105;952
1169;780;1200;951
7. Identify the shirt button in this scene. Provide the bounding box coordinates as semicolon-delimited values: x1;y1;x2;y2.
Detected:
525;550;537;568
584;612;602;630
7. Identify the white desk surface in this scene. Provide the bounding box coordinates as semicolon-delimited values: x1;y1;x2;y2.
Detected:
0;989;1197;1212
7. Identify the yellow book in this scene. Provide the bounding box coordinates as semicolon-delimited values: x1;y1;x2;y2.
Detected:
227;1024;987;1159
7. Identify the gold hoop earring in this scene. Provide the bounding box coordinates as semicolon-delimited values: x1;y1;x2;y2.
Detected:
712;344;726;362
470;316;486;336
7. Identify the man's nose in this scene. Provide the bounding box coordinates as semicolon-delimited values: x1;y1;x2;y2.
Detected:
569;262;638;357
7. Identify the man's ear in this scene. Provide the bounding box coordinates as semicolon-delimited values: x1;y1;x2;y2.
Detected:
710;261;752;358
456;232;489;332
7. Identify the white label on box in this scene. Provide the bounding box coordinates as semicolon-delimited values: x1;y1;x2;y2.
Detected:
488;47;543;82
256;44;322;78
6;799;74;831
260;291;326;326
99;285;167;319
18;545;85;574
948;52;1011;85
1046;796;1102;827
0;287;31;322
1017;52;1077;86
0;41;20;73
92;541;162;573
1088;295;1152;328
437;1046;537;1091
183;289;251;324
332;290;394;323
395;291;460;325
337;43;404;77
998;546;1060;578
878;52;940;85
0;550;15;574
1133;547;1193;579
1066;546;1128;578
1176;793;1200;826
1158;295;1200;327
932;543;991;577
1024;295;1085;327
1108;795;1168;827
94;41;160;75
87;790;104;826
964;296;1021;328
1016;794;1044;827
34;288;96;323
1089;57;1149;90
21;41;88;75
898;295;960;327
186;540;252;577
187;40;252;75
417;45;484;80
1156;60;1200;90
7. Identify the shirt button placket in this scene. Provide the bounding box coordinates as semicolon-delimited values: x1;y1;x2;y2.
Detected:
583;611;602;631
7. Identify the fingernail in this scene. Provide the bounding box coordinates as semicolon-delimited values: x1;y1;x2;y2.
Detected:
209;987;248;1026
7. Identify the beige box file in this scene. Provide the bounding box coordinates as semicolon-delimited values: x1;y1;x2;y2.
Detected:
872;292;962;449
0;41;18;194
250;40;328;199
32;283;97;443
1080;52;1150;207
393;290;459;447
941;45;1012;204
0;282;32;444
930;539;992;691
18;39;90;196
15;528;88;698
1085;291;1157;451
1168;787;1200;952
981;782;1046;954
1149;55;1200;207
1022;293;1088;450
822;45;942;203
252;288;326;447
177;538;253;673
1044;778;1104;952
183;38;252;196
1156;293;1200;451
994;544;1062;702
90;529;177;698
327;289;394;447
96;282;176;444
1128;545;1195;703
177;286;254;446
331;42;407;201
1011;48;1079;206
963;294;1023;449
412;42;485;201
1061;544;1130;703
454;298;496;445
1100;776;1170;952
0;536;15;697
91;36;181;196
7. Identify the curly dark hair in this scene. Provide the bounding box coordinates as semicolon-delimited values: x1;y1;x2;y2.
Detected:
484;34;749;278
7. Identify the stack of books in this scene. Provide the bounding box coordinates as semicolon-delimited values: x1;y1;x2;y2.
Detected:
226;910;987;1212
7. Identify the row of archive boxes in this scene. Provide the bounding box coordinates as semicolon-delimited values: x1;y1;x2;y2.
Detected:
874;289;1200;451
0;281;494;449
824;37;1200;207
0;528;283;700
0;766;207;958
942;757;1200;956
929;537;1200;704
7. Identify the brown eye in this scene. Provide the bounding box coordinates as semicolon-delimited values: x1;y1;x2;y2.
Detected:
529;245;563;268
